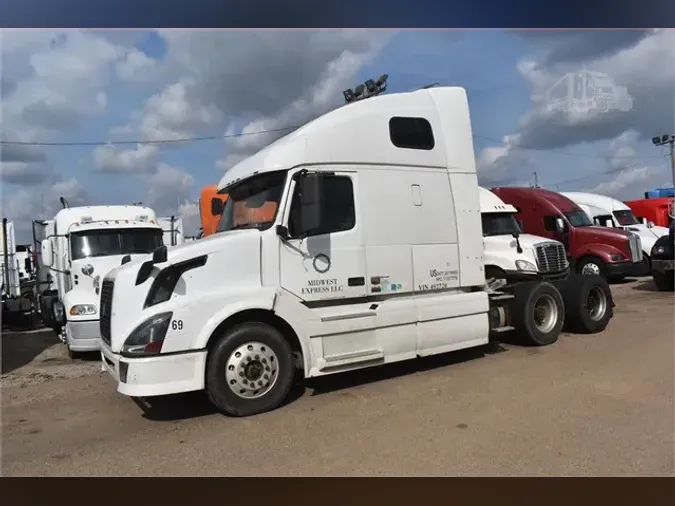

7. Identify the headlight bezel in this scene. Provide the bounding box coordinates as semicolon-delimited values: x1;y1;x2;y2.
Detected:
69;304;98;317
121;311;173;357
515;259;538;272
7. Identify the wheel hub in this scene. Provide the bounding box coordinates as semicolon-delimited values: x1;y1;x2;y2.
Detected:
581;262;601;276
533;294;558;334
586;286;608;322
225;342;279;399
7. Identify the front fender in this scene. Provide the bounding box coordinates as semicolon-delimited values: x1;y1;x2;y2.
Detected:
576;243;628;263
191;287;278;349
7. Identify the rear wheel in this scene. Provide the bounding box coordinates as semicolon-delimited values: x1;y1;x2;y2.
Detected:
555;274;613;334
510;281;565;346
653;270;675;291
205;322;295;417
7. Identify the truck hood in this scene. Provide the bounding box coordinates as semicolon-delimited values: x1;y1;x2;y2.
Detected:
483;233;553;250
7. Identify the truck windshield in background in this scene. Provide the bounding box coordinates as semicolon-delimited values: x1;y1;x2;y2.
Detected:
70;228;163;260
217;170;287;234
564;210;593;227
481;213;522;237
613;210;640;226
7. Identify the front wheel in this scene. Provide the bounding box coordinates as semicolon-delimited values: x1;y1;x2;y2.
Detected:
510;281;565;346
205;322;296;417
576;257;607;279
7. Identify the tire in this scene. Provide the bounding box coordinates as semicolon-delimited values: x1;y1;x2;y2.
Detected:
205;322;295;417
67;347;82;360
555;274;613;334
510;281;565;346
576;257;607;279
652;270;675;291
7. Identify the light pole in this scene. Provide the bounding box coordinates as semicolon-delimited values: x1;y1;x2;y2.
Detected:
652;134;675;188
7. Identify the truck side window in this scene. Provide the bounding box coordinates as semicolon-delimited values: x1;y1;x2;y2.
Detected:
543;216;557;232
389;117;435;150
288;175;355;237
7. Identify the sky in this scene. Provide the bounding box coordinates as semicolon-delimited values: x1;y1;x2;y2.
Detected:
1;29;674;243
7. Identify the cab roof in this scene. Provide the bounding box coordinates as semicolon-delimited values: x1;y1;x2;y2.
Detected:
53;206;159;234
561;192;630;214
491;186;581;213
217;86;476;191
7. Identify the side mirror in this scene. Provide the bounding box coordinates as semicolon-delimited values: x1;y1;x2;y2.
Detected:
555;217;566;233
647;221;655;229
642;217;648;225
153;245;168;264
296;172;323;235
604;218;613;227
24;257;33;274
211;198;224;216
41;240;53;268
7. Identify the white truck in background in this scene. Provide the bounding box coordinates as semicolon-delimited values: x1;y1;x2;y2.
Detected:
158;216;185;247
38;205;165;358
479;187;569;283
1;219;21;298
561;191;669;273
98;86;614;418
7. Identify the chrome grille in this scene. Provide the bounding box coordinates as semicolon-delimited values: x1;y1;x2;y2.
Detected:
99;279;114;346
628;233;642;263
535;242;568;273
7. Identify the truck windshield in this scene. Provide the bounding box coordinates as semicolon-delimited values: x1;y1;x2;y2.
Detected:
564;210;593;227
481;213;522;237
613;209;640;226
71;228;163;260
217;170;287;233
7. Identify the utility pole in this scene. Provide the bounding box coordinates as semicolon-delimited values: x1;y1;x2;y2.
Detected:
652;134;675;188
532;172;540;188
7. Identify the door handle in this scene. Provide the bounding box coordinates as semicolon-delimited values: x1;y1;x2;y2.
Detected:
348;277;365;287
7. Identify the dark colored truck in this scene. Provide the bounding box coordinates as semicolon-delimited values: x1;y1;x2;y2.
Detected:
491;187;643;280
650;221;674;291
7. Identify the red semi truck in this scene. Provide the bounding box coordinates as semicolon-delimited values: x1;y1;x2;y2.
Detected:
491;187;643;280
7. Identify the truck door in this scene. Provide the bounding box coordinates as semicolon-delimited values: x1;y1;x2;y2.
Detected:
279;171;375;357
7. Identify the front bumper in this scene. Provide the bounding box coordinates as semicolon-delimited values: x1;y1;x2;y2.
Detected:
651;259;675;274
606;261;639;278
66;319;101;352
100;342;207;397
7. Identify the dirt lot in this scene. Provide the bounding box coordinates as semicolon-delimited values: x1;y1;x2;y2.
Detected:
2;277;673;476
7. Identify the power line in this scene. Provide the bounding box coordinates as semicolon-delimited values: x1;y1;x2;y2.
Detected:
2;128;652;164
0;126;299;147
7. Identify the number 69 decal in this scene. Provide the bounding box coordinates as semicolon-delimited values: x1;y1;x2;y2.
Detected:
171;320;184;331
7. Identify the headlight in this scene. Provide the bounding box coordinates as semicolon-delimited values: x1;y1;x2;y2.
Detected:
654;246;666;255
122;312;172;357
69;304;97;316
609;254;624;262
515;260;537;272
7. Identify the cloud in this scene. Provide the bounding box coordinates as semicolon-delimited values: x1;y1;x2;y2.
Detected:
92;143;160;174
143;163;195;216
0;161;52;185
115;47;159;84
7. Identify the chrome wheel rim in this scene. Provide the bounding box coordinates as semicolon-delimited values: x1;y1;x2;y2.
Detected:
533;294;558;334
587;286;608;322
581;262;601;276
225;342;279;399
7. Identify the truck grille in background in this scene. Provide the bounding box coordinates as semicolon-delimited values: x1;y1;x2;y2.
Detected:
628;233;642;263
99;279;114;346
535;242;568;274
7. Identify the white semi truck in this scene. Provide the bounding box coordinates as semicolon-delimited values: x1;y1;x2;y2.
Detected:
38;205;165;358
479;187;569;283
561;191;669;273
99;86;614;417
158;216;185;247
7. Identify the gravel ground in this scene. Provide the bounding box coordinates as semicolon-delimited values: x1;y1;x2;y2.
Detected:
1;277;673;476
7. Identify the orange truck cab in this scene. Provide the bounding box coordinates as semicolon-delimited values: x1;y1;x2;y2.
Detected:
624;197;675;229
199;185;228;237
199;184;279;238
